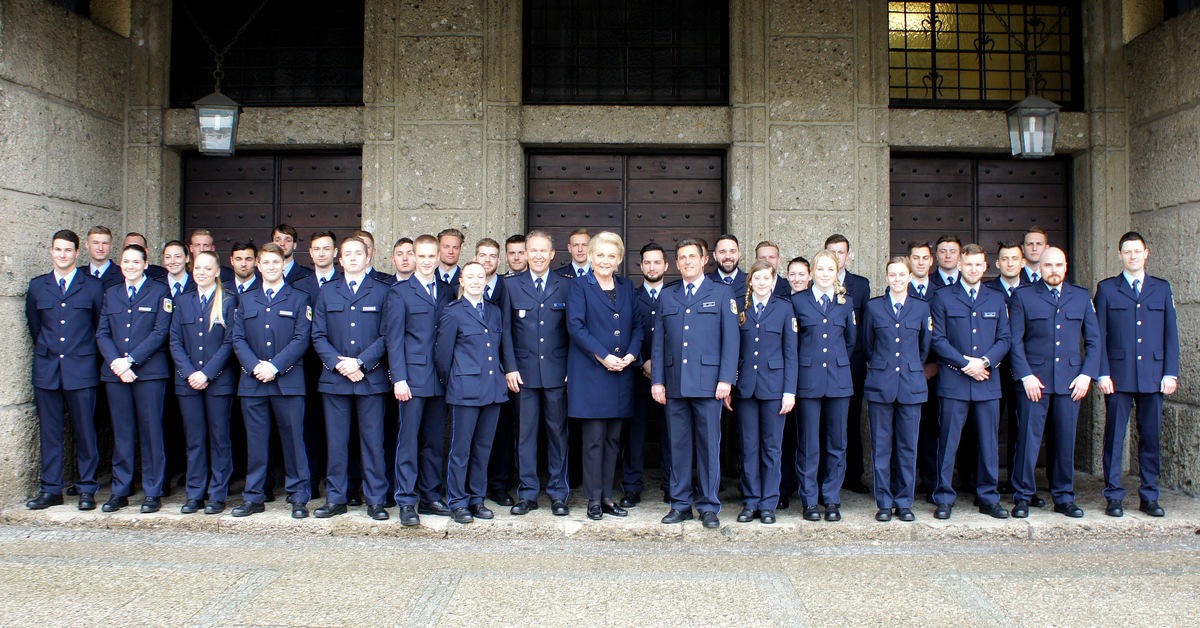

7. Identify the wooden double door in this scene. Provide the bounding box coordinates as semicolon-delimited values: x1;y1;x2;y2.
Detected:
527;152;725;282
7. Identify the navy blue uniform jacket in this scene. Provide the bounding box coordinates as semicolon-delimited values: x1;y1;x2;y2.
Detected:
168;288;237;396
650;278;739;398
231;284;311;396
1094;274;1179;393
312;276;389;395
566;274;644;417
930;283;1010;401
1008;282;1101;394
435;299;509;406
863;296;932;404
26;272;105;390
502;271;570;389
385;276;451;396
733;296;798;400
791;288;857;398
96;279;173;382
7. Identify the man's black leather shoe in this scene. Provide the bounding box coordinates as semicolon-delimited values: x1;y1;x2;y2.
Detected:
1140;500;1165;517
399;505;420;526
292;502;309;519
180;499;203;514
231;501;264;517
587;503;603;520
661;509;693;524
551;500;569;516
895;507;915;522
418;500;452;516
367;504;389;521
1030;494;1047;508
979;503;1009;519
347;492;363;507
314;503;348;518
469;503;494;519
204;501;225;515
760;510;776;524
824;504;841;522
778;495;790;510
619;492;641;508
803;506;822;521
736;508;757;523
1053;502;1084;518
700;511;720;529
1104;499;1124;517
1011;500;1030;518
26;492;63;510
876;508;892;522
77;493;96;511
602;502;627;517
140;497;161;513
487;489;514;507
451;507;473;524
934;503;952;520
510;499;538;515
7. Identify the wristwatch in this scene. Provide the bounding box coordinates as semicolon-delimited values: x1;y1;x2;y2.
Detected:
981;356;991;368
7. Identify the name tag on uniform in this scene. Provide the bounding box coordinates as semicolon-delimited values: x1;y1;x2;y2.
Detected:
280;310;295;317
363;306;378;312
702;301;716;308
138;306;153;312
552;302;566;310
517;310;527;319
983;311;998;319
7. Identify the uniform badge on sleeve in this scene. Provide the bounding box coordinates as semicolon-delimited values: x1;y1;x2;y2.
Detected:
163;298;173;313
852;311;857;325
928;316;933;331
730;299;738;315
306;306;313;321
792;317;798;332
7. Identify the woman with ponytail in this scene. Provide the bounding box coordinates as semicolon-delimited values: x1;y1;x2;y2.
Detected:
169;250;237;515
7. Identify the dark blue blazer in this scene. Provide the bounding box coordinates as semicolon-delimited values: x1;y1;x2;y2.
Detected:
312;276;389;395
635;285;661;363
292;268;341;304
96;279;173;382
386;275;451;397
1094;274;1179;393
791;288;857;398
930;270;959;290
368;268;394;284
985;277;1025;304
843;270;871;355
26;272;105;390
706;268;748;302
930;283;1010;401
863;296;932;404
502;271;570;389
168;288;237;396
907;281;936;301
566;274;644;418
81;263;124;289
1008;281;1101;395
650;278;739;398
283;262;314;284
231;284;311;396
435;298;509;406
437;265;461;287
555;262;589;279
733;296;798;400
771;276;791;299
159;273;198;297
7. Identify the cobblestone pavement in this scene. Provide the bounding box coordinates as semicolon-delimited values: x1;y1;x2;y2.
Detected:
0;524;1198;627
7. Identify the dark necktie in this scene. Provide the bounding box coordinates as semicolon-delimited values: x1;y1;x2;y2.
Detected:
949;275;957;285
917;284;925;298
59;278;67;294
755;303;764;320
443;272;451;283
319;276;327;287
476;302;485;318
820;294;830;313
427;282;436;298
1007;286;1014;298
266;288;275;301
577;267;586;277
200;294;209;310
349;280;357;294
1051;287;1060;302
128;285;136;301
93;269;100;278
894;302;902;316
173;281;182;297
685;283;694;300
969;288;977;302
649;288;657;301
486;285;492;300
1033;272;1040;283
724;276;733;285
1133;279;1141;296
238;284;246;294
535;277;544;294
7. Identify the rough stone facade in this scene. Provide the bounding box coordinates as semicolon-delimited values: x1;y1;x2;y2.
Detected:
0;0;1195;504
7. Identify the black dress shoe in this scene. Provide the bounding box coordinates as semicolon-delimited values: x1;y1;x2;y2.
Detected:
587;503;603;520
1011;500;1030;518
469;503;494;519
1104;499;1124;517
510;499;538;515
619;492;641;508
979;503;1009;519
551;500;569;516
602;502;627;517
1053;502;1084;518
700;511;720;529
140;497;161;513
488;489;515;507
895;507;915;522
778;495;790;510
26;492;64;510
737;508;757;523
934;503;952;520
78;493;96;511
292;502;309;519
1140;500;1165;517
875;508;892;522
398;505;420;526
347;493;363;507
803;506;822;521
418;500;452;516
204;501;225;515
231;501;264;517
824;504;841;522
451;507;474;524
314;503;348;518
367;504;389;521
661;509;693;524
180;499;203;514
760;510;777;524
1030;494;1047;508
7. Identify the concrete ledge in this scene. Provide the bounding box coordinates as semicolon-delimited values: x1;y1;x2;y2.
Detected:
4;474;1197;544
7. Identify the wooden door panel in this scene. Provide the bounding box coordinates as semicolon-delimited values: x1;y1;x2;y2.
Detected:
627;179;721;203
628;155;723;179
529;154;624;179
889;157;973;182
281;155;363;180
185;156;274;181
528;203;623;227
185;180;275;205
627;203;722;227
182;204;275;229
529;179;624;203
890;181;974;207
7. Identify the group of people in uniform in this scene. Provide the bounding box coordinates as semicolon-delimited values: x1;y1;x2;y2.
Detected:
24;222;1178;528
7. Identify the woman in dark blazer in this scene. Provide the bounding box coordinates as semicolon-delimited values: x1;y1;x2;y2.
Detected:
730;261;798;525
566;232;644;520
168;251;237;515
96;243;173;514
790;250;857;523
435;261;511;524
863;257;932;523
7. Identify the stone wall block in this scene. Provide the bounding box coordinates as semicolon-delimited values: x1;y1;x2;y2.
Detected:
76;20;128;121
732;105;767;144
127;107;163;146
162;107;366;148
0;84;50;197
768;212;855;263
1128;109;1200;214
0;405;39;505
1161;404;1199;493
46;102;123;209
1168;303;1200;408
396;36;483;121
361;143;396;250
396;0;483;34
0;0;79;100
0;194;68;296
768;0;853;35
518;106;731;146
768;124;855;211
727;144;767;242
395;124;483;209
364;105;396;142
888;109;1090;152
730;0;767;104
1175;14;1200;110
0;298;34;406
392;210;482;242
768;37;854;123
1171;205;1200;305
485;105;519;142
364;0;399;104
1125;28;1177;124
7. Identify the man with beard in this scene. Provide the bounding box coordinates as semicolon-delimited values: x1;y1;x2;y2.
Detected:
622;242;671;507
706;234;747;300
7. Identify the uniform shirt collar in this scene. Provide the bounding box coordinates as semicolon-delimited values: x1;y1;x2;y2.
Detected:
89;260;111;275
572;262;591;274
125;275;147;292
168;272;189;289
315;269;335;284
960;279;981;295
529;269;550;283
54;267;78;289
262;279;285;294
718;269;739;282
911;278;929;290
463;295;483;309
837;269;847;284
890;293;906;310
682;275;706;291
486;275;499;293
199;285;217;301
812;285;835;302
752;295;770;310
236;275;258;291
1123;270;1146;288
938;269;959;284
283;259;296;276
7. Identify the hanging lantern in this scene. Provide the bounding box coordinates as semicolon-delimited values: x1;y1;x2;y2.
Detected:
1006;94;1061;159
